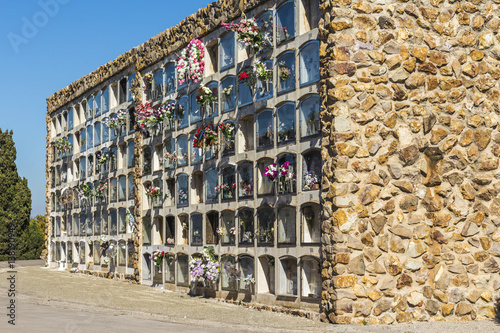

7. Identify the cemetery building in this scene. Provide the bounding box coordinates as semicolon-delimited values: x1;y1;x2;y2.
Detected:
46;0;499;324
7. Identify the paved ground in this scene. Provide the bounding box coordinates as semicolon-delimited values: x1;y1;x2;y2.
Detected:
0;263;499;332
0;296;238;333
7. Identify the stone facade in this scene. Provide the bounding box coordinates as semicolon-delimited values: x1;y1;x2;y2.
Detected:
46;0;499;324
319;0;499;324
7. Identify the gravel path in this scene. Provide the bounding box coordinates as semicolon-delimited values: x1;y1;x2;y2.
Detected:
0;266;498;332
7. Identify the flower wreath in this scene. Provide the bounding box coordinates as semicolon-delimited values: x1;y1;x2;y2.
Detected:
176;39;205;85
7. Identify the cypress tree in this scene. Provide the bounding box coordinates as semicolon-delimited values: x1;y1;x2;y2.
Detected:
0;129;32;261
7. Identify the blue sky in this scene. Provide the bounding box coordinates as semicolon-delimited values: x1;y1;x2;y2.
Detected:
0;0;213;217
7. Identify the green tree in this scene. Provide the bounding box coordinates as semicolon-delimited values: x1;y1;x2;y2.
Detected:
17;216;45;260
0;129;32;261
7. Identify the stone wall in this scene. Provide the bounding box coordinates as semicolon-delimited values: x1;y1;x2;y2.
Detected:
46;0;269;113
319;0;500;324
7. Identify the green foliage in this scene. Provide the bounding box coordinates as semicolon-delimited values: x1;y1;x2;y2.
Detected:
0;129;35;261
17;217;45;260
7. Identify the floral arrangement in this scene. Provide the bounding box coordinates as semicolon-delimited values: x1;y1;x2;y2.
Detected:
135;103;153;131
177;39;205;85
182;222;189;230
150;251;165;267
94;181;108;198
260;227;274;242
260;12;273;48
280;161;290;177
278;61;291;81
179;190;188;202
303;172;319;190
219;123;234;141
70;268;79;273
222;14;263;53
229;227;236;235
214;184;223;193
142;74;152;90
204;125;218;146
239;69;255;89
166;238;174;245
103;110;127;129
196;84;217;106
165;253;175;266
189;247;220;285
222;260;240;280
267;125;273;138
243;274;255;285
99;235;109;251
163;151;178;163
126;209;135;230
242;231;253;242
136;103;168;130
145;185;162;198
240;181;252;195
221;85;233;102
216;228;225;236
96;150;115;166
253;59;273;82
193;126;204;148
277;24;291;42
194;125;219;148
160;102;176;120
264;163;278;181
78;183;93;198
53;138;72;152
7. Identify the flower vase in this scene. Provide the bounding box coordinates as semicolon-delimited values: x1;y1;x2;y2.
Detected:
265;80;270;94
190;282;199;296
211;101;217;116
113;128;119;137
156;122;163;136
312;183;320;189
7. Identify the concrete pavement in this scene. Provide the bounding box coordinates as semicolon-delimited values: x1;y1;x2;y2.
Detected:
0;296;239;333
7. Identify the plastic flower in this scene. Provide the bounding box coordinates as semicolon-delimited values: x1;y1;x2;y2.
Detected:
239;71;250;81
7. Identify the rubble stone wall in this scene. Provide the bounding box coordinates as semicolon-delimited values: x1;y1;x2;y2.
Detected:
319;0;500;324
